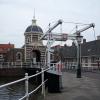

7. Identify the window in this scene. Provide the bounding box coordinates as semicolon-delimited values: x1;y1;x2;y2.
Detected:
16;52;22;61
26;37;30;43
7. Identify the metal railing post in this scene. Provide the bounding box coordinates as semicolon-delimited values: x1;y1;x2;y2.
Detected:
25;73;29;100
36;70;39;82
41;68;45;98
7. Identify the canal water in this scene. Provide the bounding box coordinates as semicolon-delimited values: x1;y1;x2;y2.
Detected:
0;77;42;100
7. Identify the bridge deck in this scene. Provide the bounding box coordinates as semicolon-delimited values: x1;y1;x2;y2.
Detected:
45;72;100;100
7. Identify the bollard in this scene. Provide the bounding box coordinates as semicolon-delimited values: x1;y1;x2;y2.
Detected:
25;73;29;100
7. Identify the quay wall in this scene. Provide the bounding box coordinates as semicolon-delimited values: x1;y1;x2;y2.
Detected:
0;67;62;93
0;68;25;77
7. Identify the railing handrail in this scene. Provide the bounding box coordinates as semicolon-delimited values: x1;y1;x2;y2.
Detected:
19;79;48;100
65;62;100;66
0;63;57;100
0;61;100;69
0;65;51;89
0;61;44;68
0;77;26;88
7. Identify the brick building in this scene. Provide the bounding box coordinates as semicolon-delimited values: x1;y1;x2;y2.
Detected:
0;44;14;62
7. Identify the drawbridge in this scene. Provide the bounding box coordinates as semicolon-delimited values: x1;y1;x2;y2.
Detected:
41;19;94;77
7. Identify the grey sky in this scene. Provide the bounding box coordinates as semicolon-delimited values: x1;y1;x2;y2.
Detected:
0;0;100;47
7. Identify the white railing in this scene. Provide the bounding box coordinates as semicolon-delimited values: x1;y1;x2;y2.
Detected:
64;62;100;72
0;63;61;100
0;67;51;100
0;62;44;68
1;61;100;72
0;61;65;74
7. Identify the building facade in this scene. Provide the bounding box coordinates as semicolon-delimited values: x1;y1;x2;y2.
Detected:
0;17;46;63
24;17;46;63
6;48;24;62
0;44;14;62
1;17;100;67
57;38;100;68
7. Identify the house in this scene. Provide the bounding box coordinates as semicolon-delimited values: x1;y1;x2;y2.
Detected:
0;44;14;62
54;37;100;68
6;48;24;62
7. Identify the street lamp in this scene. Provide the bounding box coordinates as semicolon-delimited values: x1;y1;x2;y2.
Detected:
76;33;83;78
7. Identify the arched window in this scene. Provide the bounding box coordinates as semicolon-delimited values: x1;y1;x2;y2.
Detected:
16;52;22;61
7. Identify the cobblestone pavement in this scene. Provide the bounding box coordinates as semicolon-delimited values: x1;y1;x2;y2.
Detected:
45;72;100;100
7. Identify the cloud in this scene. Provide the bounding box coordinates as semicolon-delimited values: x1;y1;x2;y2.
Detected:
0;0;100;47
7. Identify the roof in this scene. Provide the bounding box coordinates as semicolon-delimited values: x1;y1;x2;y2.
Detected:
60;45;77;58
25;25;43;33
0;44;14;54
0;44;14;48
58;39;100;58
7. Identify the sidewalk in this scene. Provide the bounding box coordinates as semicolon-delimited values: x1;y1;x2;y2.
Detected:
45;72;100;100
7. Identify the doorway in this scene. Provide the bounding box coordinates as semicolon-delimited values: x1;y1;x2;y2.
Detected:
31;50;41;63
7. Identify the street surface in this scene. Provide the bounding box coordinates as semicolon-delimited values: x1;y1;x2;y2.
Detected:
45;71;100;100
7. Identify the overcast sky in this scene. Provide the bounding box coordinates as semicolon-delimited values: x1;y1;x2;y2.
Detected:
0;0;100;47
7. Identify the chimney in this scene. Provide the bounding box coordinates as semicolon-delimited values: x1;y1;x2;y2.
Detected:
83;39;86;44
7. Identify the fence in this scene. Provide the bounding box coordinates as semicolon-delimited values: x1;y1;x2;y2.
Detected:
1;61;100;72
0;62;64;74
0;62;44;69
0;65;56;100
1;61;99;99
64;62;100;72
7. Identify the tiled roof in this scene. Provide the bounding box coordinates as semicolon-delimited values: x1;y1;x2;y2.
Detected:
0;44;14;48
25;25;43;33
0;44;14;53
60;45;77;58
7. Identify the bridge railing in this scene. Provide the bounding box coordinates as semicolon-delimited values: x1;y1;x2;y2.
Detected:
0;63;59;100
0;62;45;68
64;62;100;72
0;61;100;72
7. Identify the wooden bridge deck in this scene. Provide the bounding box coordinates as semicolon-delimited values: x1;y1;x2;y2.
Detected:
45;72;100;100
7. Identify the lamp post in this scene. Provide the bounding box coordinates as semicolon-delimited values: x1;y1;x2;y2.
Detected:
76;33;83;78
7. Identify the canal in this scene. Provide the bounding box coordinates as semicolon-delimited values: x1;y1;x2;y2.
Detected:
0;77;42;100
